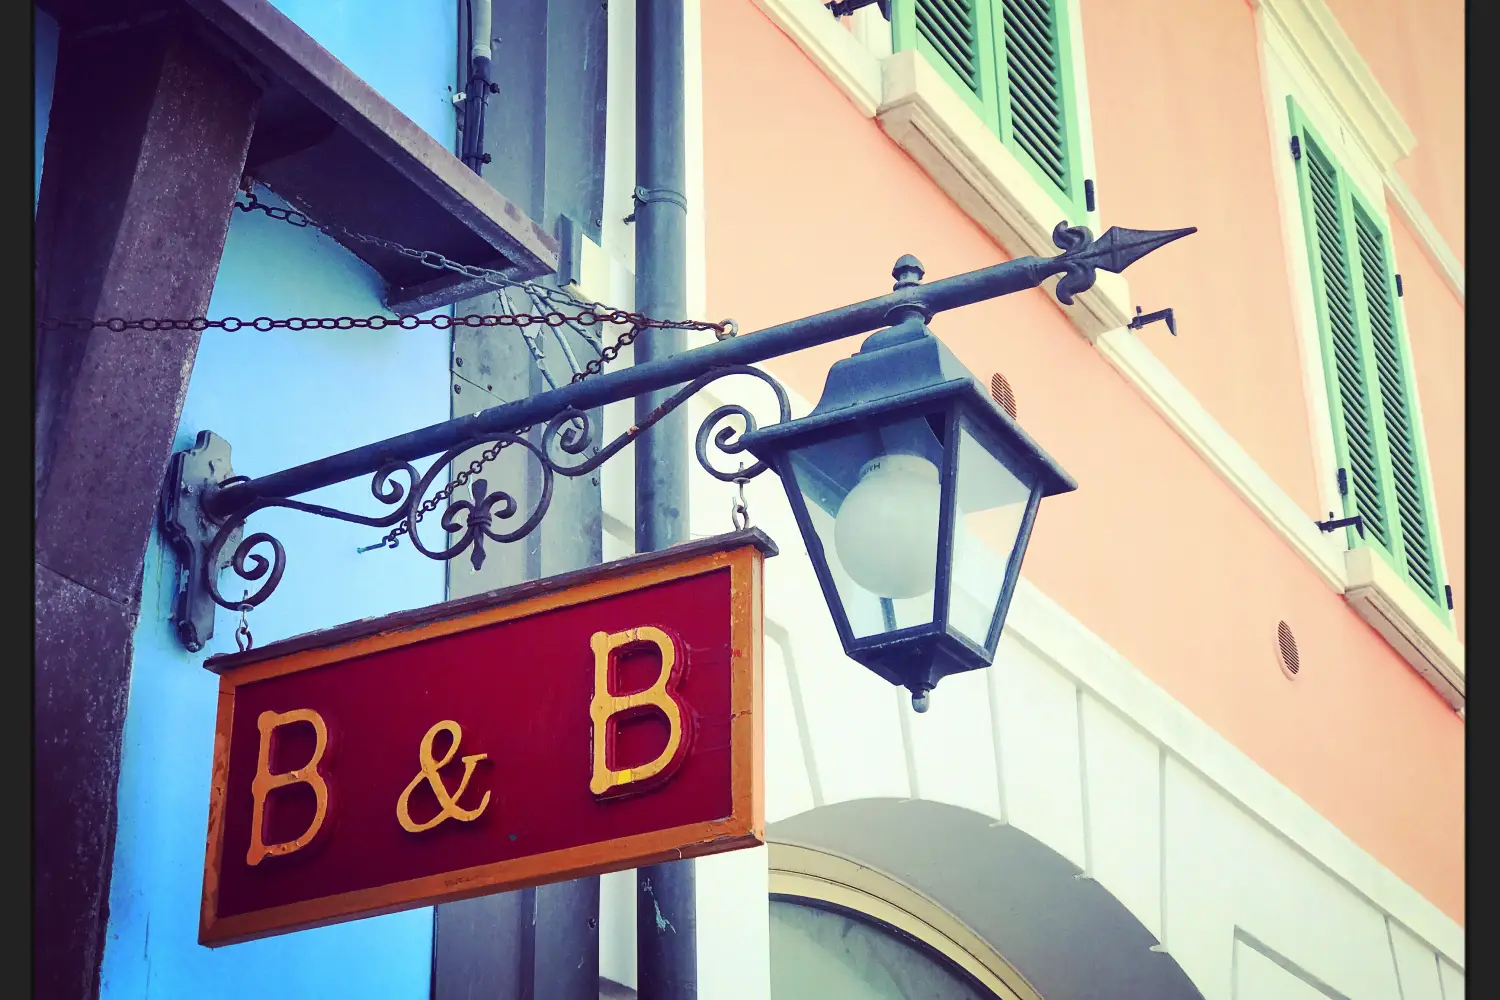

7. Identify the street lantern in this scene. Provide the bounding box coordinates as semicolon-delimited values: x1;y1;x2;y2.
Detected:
739;256;1076;712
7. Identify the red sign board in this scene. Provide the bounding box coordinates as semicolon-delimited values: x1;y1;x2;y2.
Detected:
198;532;770;946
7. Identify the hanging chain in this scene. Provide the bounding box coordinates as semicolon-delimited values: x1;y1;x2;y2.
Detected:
35;189;739;352
37;185;741;555
231;187;592;314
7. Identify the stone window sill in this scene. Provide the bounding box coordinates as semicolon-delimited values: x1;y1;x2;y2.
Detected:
749;1;1125;340
1344;549;1464;710
875;49;1131;342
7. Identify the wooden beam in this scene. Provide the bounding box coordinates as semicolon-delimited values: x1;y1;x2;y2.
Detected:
184;0;561;309
32;16;261;1000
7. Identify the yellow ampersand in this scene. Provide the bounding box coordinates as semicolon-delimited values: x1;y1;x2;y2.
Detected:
396;720;492;834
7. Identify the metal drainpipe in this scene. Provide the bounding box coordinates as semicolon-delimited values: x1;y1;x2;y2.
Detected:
460;0;493;174
633;1;696;998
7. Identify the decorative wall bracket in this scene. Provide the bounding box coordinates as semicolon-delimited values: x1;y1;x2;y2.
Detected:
160;221;1194;650
161;431;246;652
1128;305;1177;336
1315;512;1366;538
163;367;790;650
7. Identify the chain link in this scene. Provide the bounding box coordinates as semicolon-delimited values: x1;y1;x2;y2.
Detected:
235;595;254;652
35;190;737;345
34;311;655;334
37;186;741;554
731;463;752;531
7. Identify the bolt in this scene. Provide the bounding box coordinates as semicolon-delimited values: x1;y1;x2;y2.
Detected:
455;357;463;367
454;384;463;394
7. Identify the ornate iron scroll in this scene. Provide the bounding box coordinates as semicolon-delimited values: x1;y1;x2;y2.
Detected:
178;365;791;631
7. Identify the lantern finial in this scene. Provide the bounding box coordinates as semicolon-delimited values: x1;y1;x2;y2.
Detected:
892;255;925;289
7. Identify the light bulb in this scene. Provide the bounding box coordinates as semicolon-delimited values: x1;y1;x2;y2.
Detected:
833;454;940;600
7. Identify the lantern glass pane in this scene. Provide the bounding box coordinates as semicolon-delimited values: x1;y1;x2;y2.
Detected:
785;413;947;638
946;423;1034;649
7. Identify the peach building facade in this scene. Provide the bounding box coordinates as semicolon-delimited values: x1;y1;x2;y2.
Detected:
577;0;1464;996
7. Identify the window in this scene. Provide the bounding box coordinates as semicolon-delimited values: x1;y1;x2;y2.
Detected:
771;898;1005;1000
1288;97;1448;619
891;0;1085;221
770;843;1040;1000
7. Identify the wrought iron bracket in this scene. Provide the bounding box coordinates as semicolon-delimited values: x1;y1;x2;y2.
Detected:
160;219;1195;650
1315;512;1365;538
160;431;243;652
161;368;790;650
1128;305;1177;336
826;0;891;19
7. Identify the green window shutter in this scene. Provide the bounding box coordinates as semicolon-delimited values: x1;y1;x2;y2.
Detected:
993;0;1082;212
1351;201;1444;605
893;0;1002;128
892;0;1085;219
1288;99;1448;617
1290;111;1390;550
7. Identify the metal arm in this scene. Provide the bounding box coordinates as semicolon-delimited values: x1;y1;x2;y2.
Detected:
163;221;1193;650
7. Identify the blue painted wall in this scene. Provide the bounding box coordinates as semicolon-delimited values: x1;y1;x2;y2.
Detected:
84;2;461;996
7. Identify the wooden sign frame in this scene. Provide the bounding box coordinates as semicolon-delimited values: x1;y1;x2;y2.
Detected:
199;529;773;946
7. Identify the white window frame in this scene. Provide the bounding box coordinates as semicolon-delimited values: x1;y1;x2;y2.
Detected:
769;842;1043;1000
852;0;1101;230
1254;3;1462;705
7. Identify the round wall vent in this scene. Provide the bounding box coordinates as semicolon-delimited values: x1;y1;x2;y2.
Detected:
1276;621;1300;678
989;372;1017;419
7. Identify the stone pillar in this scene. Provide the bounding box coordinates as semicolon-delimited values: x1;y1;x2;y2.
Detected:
33;15;259;1000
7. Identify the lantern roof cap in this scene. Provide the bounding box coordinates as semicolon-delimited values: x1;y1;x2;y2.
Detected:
741;320;1077;497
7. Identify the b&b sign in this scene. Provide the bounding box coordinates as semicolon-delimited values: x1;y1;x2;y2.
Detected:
199;532;771;945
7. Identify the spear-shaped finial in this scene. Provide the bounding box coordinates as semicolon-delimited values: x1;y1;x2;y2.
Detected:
1045;222;1197;305
1081;225;1198;273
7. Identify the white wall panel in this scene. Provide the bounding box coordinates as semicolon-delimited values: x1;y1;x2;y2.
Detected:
599;869;637;991
1080;694;1163;939
791;638;912;804
696;846;772;1000
1166;757;1401;1000
763;625;817;823
1234;936;1342;1000
1437;957;1464;999
1389;919;1445;1000
1162;757;1239;1000
907;667;1002;818
991;637;1087;868
1230;806;1396;1000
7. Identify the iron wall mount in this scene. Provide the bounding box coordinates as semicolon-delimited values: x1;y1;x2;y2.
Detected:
162;432;247;652
162;221;1195;650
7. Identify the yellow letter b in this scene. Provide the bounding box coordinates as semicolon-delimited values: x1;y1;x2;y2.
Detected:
247;708;330;866
589;626;690;798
